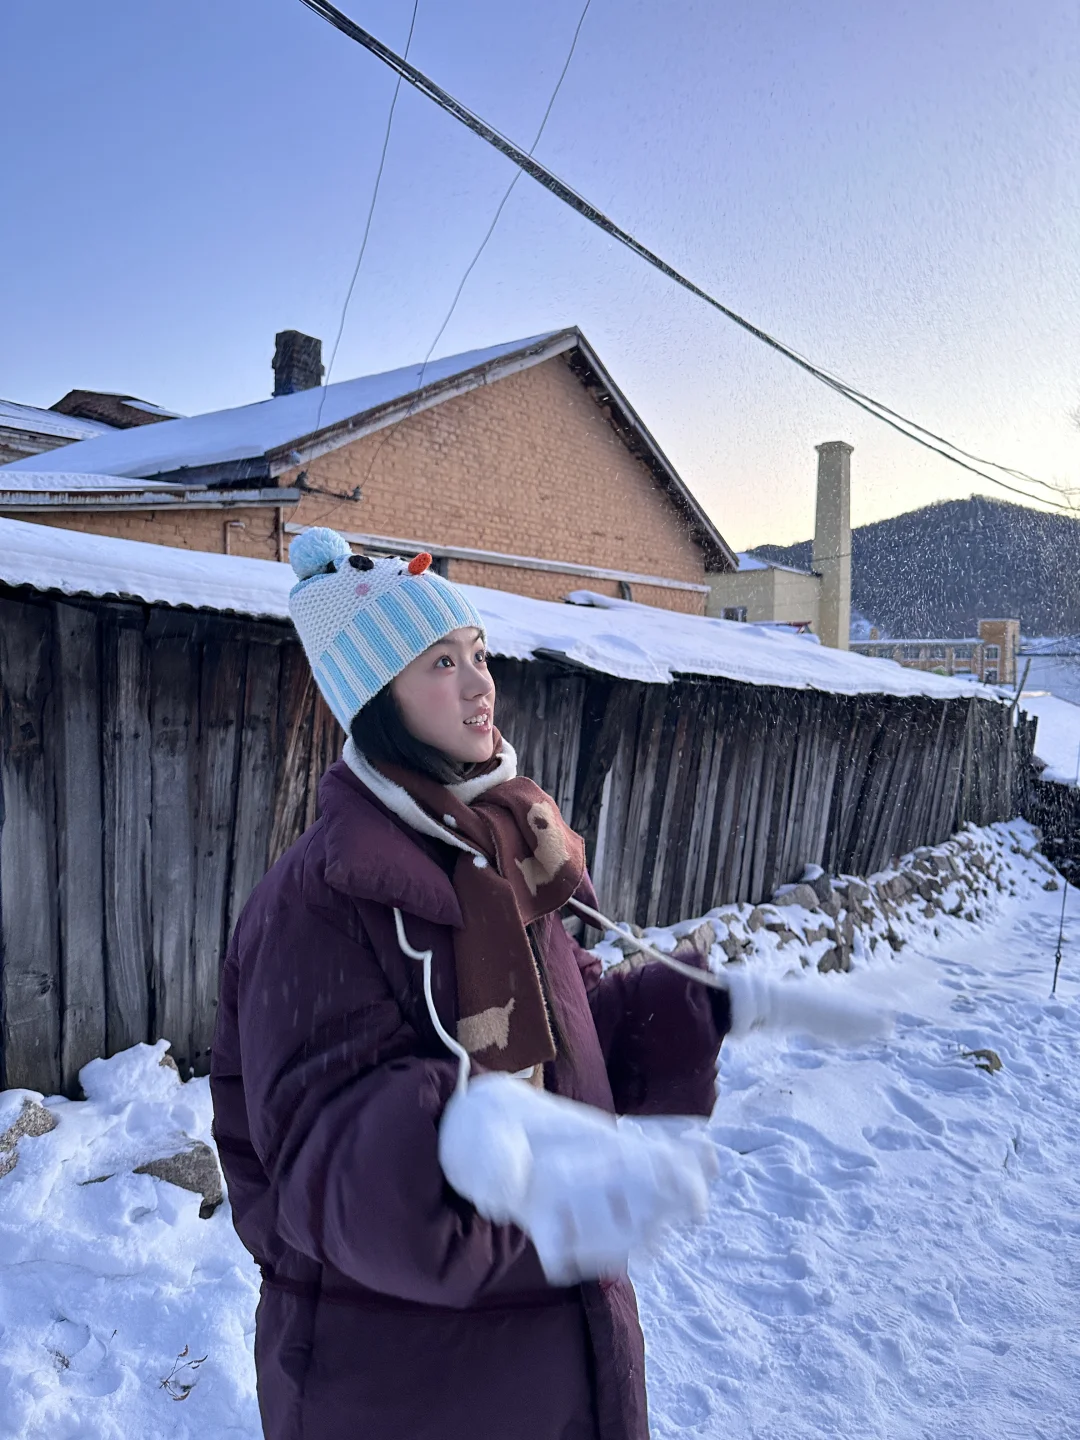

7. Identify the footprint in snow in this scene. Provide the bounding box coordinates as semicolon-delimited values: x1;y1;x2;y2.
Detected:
883;1085;946;1135
863;1124;933;1153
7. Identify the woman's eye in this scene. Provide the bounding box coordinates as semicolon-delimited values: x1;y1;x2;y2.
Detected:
435;655;454;669
475;650;487;665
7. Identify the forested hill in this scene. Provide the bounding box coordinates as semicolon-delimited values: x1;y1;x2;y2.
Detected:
749;495;1080;638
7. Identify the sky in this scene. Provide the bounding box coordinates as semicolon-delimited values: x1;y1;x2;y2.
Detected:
2;0;1079;549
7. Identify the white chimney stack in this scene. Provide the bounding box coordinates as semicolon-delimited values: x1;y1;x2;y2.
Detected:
812;441;852;650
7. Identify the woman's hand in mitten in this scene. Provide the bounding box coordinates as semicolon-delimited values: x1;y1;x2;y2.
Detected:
722;965;892;1044
438;1072;714;1284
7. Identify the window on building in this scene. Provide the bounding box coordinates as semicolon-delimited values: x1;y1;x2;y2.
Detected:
984;667;999;683
721;606;747;622
984;644;1000;660
929;645;946;660
901;644;922;660
952;645;972;660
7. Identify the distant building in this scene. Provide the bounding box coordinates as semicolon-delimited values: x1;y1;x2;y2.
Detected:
707;441;852;649
0;399;113;466
708;552;821;633
851;618;1020;686
0;391;177;466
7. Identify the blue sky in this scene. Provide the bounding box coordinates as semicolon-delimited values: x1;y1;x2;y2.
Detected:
3;0;1078;547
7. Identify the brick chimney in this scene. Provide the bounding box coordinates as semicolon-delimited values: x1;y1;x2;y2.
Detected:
812;441;853;650
272;330;324;396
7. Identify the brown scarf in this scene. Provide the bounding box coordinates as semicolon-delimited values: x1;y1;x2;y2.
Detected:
377;731;585;1074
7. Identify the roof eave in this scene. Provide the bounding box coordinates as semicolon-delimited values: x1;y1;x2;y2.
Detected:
562;336;737;573
0;487;299;512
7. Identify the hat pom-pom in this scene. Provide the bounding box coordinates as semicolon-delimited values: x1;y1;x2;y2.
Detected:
289;527;352;581
408;552;433;575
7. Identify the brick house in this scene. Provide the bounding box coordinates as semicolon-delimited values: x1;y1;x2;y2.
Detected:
0;391;178;466
0;329;735;611
0;399;112;467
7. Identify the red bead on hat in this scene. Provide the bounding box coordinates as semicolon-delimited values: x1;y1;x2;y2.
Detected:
407;552;433;575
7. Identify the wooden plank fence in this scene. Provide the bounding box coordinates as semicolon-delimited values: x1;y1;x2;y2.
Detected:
0;587;1035;1095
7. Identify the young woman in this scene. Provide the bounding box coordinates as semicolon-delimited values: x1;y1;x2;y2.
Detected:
209;528;732;1440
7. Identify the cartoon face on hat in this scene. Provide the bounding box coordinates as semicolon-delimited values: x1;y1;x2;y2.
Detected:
287;527;486;731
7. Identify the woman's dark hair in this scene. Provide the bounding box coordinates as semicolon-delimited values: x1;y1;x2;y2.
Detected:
350;683;464;784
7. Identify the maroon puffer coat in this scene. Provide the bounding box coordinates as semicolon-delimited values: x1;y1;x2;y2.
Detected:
209;759;728;1440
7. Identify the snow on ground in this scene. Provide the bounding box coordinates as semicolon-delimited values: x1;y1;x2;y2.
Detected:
1;820;1077;1438
1021;690;1080;786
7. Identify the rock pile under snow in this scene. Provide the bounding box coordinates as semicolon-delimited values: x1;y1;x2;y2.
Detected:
599;822;1062;981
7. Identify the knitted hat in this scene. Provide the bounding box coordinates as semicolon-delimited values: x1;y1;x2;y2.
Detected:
287;527;485;731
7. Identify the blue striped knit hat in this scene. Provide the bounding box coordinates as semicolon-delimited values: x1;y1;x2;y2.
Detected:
288;527;485;731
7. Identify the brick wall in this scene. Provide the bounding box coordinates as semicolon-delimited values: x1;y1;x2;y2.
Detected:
3;355;715;614
0;507;280;558
281;356;709;614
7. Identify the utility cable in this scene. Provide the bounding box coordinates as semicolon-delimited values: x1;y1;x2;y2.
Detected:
297;0;1077;515
313;0;421;441
354;0;592;503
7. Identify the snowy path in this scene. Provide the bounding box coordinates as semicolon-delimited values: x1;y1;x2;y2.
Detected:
1;822;1077;1437
637;830;1080;1438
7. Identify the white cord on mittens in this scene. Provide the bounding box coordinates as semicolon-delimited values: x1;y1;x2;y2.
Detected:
567;895;891;1046
393;907;471;1096
566;896;732;991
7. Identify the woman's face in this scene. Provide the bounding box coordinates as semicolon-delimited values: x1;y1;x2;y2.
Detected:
390;626;496;766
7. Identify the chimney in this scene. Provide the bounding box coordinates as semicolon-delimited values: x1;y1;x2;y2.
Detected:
272;330;324;396
812;441;853;650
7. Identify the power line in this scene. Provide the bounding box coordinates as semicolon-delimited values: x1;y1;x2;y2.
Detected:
420;0;592;372
297;0;1077;515
353;0;592;508
313;0;421;439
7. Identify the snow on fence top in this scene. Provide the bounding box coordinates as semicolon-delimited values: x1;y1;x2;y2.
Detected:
0;516;1004;701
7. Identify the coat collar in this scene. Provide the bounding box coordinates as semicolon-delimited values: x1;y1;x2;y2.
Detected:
340;737;518;855
317;760;463;927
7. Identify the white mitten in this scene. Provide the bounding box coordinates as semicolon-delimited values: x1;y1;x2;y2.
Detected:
438;1073;714;1284
722;966;892;1044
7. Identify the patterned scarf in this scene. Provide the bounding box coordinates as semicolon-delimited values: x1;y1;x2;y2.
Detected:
374;730;585;1074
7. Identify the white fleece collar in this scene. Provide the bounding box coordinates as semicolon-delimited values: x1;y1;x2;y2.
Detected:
342;737;518;852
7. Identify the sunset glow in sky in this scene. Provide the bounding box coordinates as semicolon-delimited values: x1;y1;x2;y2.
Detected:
3;0;1078;548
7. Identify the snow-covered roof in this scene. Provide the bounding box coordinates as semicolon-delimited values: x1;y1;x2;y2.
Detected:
0;399;113;443
1018;692;1080;786
0;517;1003;701
105;398;181;418
735;551;814;577
1;334;563;481
0;471;181;493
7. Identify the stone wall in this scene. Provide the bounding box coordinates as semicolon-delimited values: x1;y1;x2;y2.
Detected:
602;821;1060;978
